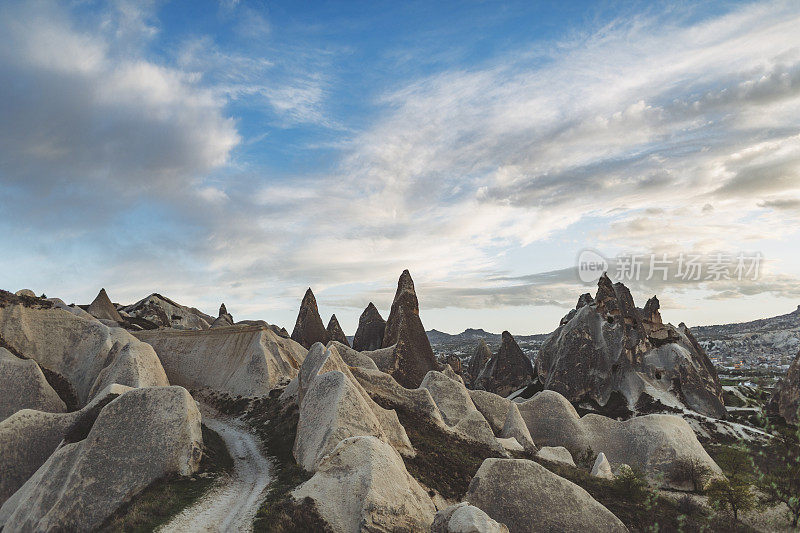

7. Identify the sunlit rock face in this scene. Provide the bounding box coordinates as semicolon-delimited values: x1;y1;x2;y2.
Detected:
535;274;725;418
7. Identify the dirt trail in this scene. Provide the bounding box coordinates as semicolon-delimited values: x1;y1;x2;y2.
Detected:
158;413;272;533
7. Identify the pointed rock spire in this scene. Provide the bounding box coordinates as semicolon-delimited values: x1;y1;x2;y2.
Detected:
352;302;386;351
219;303;228;317
87;288;123;322
382;269;419;348
467;339;492;385
211;302;234;328
389;306;439;388
291;288;330;349
475;331;534;397
326;314;350;347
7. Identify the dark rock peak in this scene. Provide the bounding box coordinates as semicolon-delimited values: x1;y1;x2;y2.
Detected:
383;269;420;348
389;306;439;388
88;288;123;322
466;339;493;384
352;302;386;352
326;314;350;347
475;331;534;397
576;293;594;309
290;288;330;349
219;303;228;317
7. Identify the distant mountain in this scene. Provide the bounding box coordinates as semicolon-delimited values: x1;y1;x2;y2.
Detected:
426;328;549;345
690;305;800;366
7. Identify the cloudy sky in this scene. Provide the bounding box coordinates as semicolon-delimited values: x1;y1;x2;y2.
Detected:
2;0;800;335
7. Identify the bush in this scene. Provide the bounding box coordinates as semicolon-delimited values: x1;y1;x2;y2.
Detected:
671;458;713;492
705;446;757;524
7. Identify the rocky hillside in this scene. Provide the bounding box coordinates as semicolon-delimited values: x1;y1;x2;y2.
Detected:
692;305;800;367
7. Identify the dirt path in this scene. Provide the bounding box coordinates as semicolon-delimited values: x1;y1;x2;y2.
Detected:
158;414;272;533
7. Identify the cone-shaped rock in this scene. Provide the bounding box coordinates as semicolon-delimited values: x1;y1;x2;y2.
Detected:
389;307;439;388
87;288;123;322
769;349;800;424
382;269;419;348
219;303;229;317
211;302;234;328
352;303;386;351
291;288;330;349
475;331;534;397
466;339;492;385
326;314;350;347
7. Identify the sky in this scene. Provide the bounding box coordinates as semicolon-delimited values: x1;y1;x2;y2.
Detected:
1;0;800;336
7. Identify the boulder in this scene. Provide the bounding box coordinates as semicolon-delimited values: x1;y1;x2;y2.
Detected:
294;344;412;471
769;349;800;424
326;314;350;347
14;289;36;298
0;384;131;506
469;389;512;434
0;386;202;532
0;348;66;421
121;293;213;330
536;446;575;467
432;502;509;533
293;436;435;532
535;274;725;417
352;302;386;352
291;288;331;349
519;390;721;488
86;288;123;322
466;458;627;533
499;403;536;452
135;324;306;397
0;302;169;406
467;340;493;386
475;332;534;397
591;452;613;479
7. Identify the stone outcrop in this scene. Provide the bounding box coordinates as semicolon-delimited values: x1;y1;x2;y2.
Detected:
293;343;412;472
14;289;36;298
352;302;386;351
518;390;721;489
0;386;202;531
432;502;509;533
291;288;331;349
292;436;435;532
474;332;534;397
87;288;123;322
0;348;66;421
466;458;627;533
0;384;131;506
467;339;493;386
135;325;306;397
0;301;169;406
326;314;350;347
210;302;234;328
535;274;725;417
122;293;214;330
536;446;575;467
591;452;614;479
383;269;419;347
769;349;800;424
499;403;536;452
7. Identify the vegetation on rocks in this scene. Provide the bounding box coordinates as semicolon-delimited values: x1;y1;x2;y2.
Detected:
98;424;233;532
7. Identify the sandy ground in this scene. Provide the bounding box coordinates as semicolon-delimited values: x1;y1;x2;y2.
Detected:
158;412;272;533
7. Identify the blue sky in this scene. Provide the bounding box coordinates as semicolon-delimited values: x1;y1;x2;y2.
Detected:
2;0;800;335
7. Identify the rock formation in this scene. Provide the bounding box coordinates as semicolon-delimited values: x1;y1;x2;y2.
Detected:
518;390;721;489
474;332;534;397
86;288;123;322
0;386;202;531
465;458;627;533
0;299;169;406
290;288;330;349
445;354;463;375
769;349;800;424
122;293;214;330
210;302;234;328
352;302;386;351
363;270;438;388
536;446;575;467
432;502;509;533
135;325;307;397
326;314;349;347
292;436;435;532
535;273;726;417
591;452;614;479
467;339;492;385
0;348;66;421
